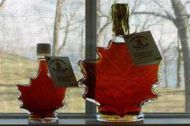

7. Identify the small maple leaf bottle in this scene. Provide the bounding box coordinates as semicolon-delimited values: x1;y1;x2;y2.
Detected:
17;43;66;124
79;3;159;122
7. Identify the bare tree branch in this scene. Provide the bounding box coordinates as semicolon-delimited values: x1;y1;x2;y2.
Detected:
152;0;174;19
96;0;112;44
79;22;85;56
132;11;175;22
98;14;110;19
139;15;151;31
59;19;84;30
185;0;190;4
170;0;190;110
176;35;182;88
97;0;103;18
131;0;141;14
0;0;6;8
57;12;77;55
57;18;69;55
33;5;52;43
98;20;111;34
143;18;163;31
97;19;111;44
52;0;65;56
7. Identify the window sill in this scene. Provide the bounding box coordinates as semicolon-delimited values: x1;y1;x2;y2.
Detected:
0;113;190;126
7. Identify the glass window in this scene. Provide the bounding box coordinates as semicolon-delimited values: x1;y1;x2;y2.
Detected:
0;0;85;113
0;0;189;114
97;0;190;113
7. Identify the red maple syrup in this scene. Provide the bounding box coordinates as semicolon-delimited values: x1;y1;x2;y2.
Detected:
18;43;66;124
79;4;159;122
81;40;158;116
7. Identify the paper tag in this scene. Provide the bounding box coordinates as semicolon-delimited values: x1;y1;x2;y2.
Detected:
124;31;162;65
46;57;77;87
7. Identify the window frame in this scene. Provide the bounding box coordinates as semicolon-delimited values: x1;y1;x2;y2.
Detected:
85;0;97;114
0;0;188;122
0;113;189;125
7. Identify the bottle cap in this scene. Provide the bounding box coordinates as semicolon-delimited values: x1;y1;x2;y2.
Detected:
111;3;129;35
36;43;51;56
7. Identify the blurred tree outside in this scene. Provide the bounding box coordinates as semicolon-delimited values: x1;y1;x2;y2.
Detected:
0;0;189;113
96;0;189;112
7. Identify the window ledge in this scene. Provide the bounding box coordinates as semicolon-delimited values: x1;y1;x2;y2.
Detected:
0;113;190;126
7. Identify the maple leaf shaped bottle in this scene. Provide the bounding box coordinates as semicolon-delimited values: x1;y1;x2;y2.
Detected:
17;43;66;124
79;4;159;122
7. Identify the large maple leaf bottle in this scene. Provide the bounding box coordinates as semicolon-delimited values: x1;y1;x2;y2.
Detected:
79;3;159;122
17;43;66;124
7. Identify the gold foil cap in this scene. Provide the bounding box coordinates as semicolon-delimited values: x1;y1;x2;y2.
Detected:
111;3;129;35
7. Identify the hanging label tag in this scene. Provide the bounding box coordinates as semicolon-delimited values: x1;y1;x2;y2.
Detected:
124;31;162;65
46;56;77;87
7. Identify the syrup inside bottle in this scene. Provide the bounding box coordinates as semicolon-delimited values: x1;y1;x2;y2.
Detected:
80;4;159;117
18;43;66;123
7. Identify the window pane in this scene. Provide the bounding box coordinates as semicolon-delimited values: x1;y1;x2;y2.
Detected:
97;0;190;112
0;0;85;113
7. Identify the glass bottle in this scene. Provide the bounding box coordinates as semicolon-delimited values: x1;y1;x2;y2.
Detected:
97;4;144;122
79;3;159;122
18;43;66;124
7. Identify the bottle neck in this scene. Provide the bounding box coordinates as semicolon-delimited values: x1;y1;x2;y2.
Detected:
111;3;130;43
111;4;130;36
38;56;48;73
112;35;125;43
